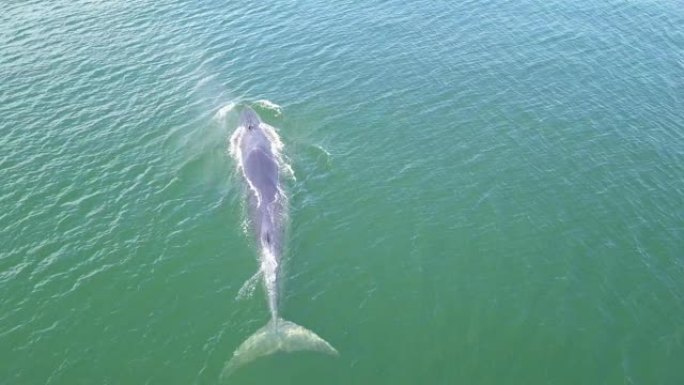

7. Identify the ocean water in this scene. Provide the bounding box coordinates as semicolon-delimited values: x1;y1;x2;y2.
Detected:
1;0;683;384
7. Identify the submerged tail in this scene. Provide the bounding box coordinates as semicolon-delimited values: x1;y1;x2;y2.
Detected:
223;317;337;377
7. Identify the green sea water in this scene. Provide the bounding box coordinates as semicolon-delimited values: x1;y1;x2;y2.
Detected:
1;0;683;384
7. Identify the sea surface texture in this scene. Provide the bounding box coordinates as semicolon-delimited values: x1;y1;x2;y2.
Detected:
1;0;683;384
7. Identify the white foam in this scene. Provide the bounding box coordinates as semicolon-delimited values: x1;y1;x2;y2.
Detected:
253;100;283;117
214;102;237;121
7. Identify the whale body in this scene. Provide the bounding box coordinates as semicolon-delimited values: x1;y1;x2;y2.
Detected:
225;107;337;376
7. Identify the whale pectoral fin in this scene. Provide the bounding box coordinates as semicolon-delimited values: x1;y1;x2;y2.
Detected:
236;269;262;301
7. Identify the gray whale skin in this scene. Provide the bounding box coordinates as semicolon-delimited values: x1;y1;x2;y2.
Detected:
224;107;337;377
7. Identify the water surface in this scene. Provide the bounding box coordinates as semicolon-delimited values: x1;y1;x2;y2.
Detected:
1;0;683;384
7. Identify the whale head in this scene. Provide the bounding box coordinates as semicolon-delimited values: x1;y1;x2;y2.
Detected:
237;107;270;154
239;107;261;131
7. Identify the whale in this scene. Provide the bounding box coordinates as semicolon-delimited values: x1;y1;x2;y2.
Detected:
224;107;337;376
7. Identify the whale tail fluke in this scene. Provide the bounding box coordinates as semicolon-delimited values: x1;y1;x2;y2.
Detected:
222;318;338;377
